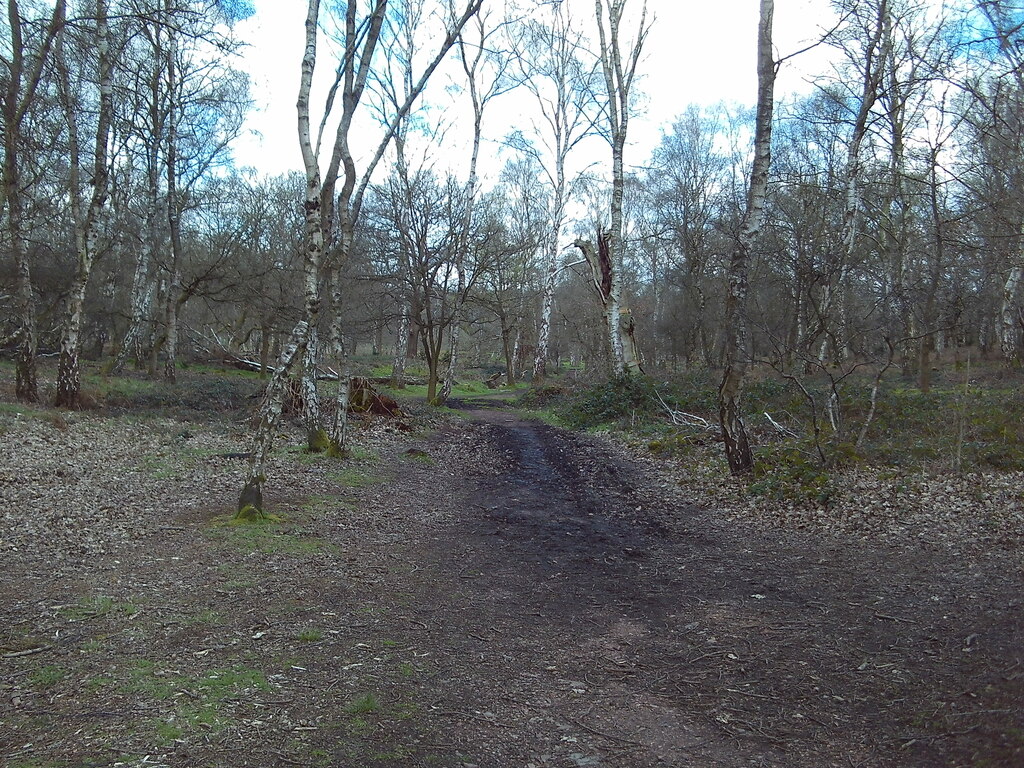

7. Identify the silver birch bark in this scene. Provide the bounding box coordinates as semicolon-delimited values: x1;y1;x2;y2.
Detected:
594;0;648;376
55;0;113;407
390;303;410;387
3;0;66;403
718;0;775;475
520;6;600;381
1001;264;1023;362
241;0;324;513
302;328;323;447
239;321;308;519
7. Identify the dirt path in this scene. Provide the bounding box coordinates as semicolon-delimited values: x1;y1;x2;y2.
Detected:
2;404;1021;767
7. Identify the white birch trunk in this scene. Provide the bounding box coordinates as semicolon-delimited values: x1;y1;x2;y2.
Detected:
240;321;309;517
595;0;647;376
533;248;559;380
302;327;325;448
56;0;112;408
718;0;774;475
391;302;410;387
1001;264;1023;363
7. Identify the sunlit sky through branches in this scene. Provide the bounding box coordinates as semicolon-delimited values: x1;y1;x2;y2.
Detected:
231;0;839;182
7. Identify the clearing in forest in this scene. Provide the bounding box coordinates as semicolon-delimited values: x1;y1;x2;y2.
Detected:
1;380;1022;767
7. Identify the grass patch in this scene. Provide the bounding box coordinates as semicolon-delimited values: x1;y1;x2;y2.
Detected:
154;720;184;744
345;692;381;715
58;595;136;622
297;628;323;642
329;467;384;488
184;608;223;626
128;661;270;739
30;665;65;687
205;515;333;556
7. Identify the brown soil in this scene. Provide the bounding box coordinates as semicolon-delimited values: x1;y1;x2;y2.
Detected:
1;398;1021;767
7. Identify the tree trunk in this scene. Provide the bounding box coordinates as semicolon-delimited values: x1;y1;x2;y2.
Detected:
55;0;112;408
391;302;410;387
533;249;558;381
718;0;774;475
162;15;182;383
1001;264;1023;364
3;0;66;404
302;328;324;449
240;321;309;518
259;321;271;378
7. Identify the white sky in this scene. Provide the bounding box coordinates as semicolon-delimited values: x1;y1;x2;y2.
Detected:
231;0;838;181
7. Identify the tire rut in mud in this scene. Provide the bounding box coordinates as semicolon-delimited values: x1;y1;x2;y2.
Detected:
401;406;1024;767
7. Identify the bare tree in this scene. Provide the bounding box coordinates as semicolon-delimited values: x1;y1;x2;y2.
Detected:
53;0;114;408
593;0;648;375
437;7;515;403
2;0;67;402
507;3;601;381
816;0;892;363
718;0;775;475
240;0;484;518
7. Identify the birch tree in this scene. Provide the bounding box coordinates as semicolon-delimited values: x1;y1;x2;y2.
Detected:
818;0;891;363
508;3;600;381
593;0;648;375
718;0;775;475
54;0;114;408
240;0;483;518
2;0;66;402
437;8;515;403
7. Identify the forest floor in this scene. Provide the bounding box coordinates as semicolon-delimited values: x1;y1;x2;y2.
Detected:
1;373;1022;767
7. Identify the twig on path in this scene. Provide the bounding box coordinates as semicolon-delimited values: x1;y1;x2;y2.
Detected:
3;645;51;658
874;613;917;624
725;687;772;699
562;714;643;746
900;723;981;748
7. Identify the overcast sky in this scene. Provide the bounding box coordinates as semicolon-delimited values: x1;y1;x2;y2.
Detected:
230;0;838;180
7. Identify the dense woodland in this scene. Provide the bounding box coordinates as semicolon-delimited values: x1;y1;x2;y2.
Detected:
5;0;1024;493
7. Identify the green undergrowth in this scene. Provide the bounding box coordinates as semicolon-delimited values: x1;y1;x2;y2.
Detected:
78;366;263;417
516;368;1024;502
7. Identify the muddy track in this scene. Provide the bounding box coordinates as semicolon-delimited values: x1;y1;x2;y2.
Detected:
2;403;1020;768
377;405;1023;767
